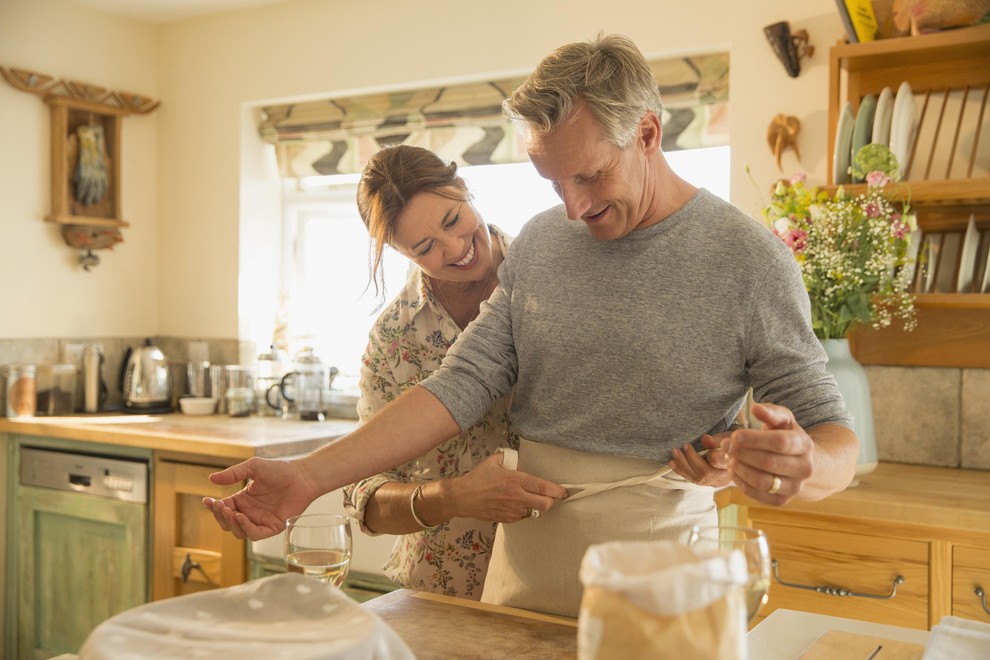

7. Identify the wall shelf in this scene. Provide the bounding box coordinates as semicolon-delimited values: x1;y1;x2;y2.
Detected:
826;24;990;368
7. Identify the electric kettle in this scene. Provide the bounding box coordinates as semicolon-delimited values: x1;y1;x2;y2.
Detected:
119;338;172;413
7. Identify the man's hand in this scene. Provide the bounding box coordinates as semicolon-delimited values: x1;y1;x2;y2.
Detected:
722;402;817;505
202;456;323;541
668;432;735;488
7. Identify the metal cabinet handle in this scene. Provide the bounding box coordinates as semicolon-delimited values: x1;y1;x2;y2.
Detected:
977;587;990;616
180;552;216;585
771;559;905;600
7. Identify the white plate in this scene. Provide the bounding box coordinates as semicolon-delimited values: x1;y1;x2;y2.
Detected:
872;86;894;146
901;228;922;291
851;94;877;182
890;81;917;179
957;215;979;292
832;102;855;185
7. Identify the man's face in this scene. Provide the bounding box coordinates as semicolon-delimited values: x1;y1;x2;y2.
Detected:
526;102;658;241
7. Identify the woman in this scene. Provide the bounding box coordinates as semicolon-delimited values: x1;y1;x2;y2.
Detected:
342;145;547;599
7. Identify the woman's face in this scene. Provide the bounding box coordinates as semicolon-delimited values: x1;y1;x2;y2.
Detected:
390;188;494;284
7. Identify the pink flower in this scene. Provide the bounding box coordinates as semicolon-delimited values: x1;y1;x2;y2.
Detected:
789;172;807;184
891;220;908;239
866;171;890;187
865;201;882;218
786;229;807;253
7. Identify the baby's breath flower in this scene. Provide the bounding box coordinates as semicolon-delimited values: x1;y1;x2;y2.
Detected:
761;145;916;340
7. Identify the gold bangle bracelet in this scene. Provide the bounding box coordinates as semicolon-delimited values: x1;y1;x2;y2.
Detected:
409;483;436;529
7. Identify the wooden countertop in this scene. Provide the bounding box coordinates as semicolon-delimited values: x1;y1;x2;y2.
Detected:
717;462;990;533
0;413;358;460
363;589;577;659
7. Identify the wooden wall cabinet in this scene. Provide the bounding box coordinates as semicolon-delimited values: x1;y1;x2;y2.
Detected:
152;454;247;600
719;463;990;630
825;24;990;368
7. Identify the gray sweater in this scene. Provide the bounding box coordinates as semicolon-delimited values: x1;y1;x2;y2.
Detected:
421;189;852;462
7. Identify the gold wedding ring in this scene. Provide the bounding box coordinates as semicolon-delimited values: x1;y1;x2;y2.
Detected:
767;475;783;495
525;507;540;519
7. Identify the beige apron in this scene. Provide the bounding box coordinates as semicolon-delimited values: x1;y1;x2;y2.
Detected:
481;438;718;618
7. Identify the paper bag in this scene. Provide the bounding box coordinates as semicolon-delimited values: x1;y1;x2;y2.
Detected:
578;540;749;660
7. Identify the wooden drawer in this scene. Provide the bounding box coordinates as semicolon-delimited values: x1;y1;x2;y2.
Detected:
752;518;930;629
953;545;990;623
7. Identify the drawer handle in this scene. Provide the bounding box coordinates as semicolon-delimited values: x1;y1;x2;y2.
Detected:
977;587;990;616
772;559;904;600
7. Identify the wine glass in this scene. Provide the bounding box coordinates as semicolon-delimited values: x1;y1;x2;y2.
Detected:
284;513;352;587
688;525;771;623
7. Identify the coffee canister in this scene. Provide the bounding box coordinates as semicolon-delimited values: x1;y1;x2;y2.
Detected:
5;364;37;418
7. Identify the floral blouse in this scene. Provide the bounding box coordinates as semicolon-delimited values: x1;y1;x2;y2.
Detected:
342;226;516;600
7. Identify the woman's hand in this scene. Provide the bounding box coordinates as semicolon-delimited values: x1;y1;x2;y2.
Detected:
424;454;568;524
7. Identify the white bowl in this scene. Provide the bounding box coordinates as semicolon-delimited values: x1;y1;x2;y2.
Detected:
179;397;218;415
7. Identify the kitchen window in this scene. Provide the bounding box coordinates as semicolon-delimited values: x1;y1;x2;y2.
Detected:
281;147;730;385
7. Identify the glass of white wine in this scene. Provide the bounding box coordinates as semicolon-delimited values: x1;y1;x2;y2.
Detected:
284;513;352;587
688;525;771;623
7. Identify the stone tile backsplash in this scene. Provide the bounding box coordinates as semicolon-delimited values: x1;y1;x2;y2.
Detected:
866;366;961;468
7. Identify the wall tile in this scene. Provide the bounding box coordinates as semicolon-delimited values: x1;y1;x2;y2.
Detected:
866;366;960;467
961;369;990;470
0;339;59;367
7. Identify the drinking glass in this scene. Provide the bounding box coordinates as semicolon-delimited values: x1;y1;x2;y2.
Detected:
688;525;771;623
284;514;352;587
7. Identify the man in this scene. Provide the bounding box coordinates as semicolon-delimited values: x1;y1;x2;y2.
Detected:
206;34;858;617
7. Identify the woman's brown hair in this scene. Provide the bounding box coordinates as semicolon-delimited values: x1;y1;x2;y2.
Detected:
357;145;470;296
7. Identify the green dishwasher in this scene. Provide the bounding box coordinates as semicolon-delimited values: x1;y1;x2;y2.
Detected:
14;444;148;658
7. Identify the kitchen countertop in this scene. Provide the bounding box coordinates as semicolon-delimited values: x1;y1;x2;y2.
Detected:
363;591;934;659
716;461;990;532
0;413;358;460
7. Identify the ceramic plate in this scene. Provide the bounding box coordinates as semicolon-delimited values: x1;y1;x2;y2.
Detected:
957;216;979;292
890;81;917;179
901;228;922;292
851;94;877;182
872;86;894;147
832;102;855;185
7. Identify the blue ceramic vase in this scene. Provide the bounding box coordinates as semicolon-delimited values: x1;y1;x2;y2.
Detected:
821;338;878;485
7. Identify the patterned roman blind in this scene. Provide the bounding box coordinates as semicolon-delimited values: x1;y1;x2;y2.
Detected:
259;52;728;177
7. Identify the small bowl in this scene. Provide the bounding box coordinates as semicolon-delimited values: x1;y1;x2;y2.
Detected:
179;397;218;415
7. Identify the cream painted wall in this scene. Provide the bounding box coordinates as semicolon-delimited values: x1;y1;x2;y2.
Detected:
157;0;843;341
1;0;844;342
0;0;159;339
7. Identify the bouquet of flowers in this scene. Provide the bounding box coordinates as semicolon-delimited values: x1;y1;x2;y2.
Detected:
761;144;918;340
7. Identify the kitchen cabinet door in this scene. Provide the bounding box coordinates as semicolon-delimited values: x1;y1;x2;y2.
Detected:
952;545;990;623
153;457;246;599
15;484;147;658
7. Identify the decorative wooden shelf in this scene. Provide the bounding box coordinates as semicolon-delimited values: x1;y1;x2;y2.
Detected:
2;65;158;267
825;25;990;369
850;294;990;368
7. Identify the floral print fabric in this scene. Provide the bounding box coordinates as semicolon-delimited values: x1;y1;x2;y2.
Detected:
342;226;516;599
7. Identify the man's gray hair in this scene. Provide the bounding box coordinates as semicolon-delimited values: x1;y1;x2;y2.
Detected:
503;33;664;149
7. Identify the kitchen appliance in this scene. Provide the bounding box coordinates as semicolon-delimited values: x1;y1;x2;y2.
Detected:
279;347;338;421
120;338;172;413
82;344;109;412
15;444;148;656
254;345;287;417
